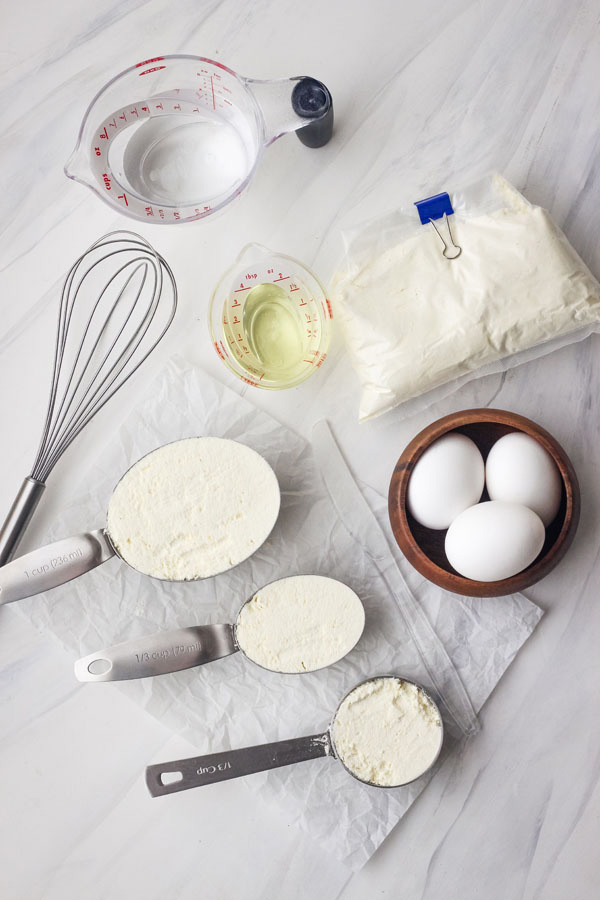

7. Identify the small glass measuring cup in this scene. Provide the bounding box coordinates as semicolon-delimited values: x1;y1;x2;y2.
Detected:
145;676;445;795
65;56;333;224
209;244;332;389
74;575;365;681
0;438;280;605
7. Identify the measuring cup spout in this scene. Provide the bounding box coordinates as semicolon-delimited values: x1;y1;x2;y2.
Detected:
64;146;92;186
248;76;333;148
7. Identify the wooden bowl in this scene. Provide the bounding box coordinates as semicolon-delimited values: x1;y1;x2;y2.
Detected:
388;409;580;597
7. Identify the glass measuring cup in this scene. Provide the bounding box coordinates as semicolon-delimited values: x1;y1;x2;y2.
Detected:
209;244;332;389
0;438;280;605
65;56;333;224
145;676;445;794
74;575;365;681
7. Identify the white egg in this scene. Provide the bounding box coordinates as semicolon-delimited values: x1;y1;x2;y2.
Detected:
407;433;484;530
485;432;562;526
445;501;546;582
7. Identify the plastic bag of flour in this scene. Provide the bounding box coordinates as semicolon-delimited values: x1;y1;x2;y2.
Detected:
333;173;600;421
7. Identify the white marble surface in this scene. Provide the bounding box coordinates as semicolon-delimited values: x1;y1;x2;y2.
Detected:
1;0;600;897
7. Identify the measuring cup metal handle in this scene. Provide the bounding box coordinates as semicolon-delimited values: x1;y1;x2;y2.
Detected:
74;624;237;682
0;529;114;605
146;732;331;797
248;76;333;148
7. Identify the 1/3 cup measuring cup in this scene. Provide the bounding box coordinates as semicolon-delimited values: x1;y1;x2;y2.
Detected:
65;56;333;224
145;676;444;795
209;244;332;389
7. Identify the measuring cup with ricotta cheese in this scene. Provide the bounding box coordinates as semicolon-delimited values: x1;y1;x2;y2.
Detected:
74;575;365;681
145;675;444;796
0;437;280;605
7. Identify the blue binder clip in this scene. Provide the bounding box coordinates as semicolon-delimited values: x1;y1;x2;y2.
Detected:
414;191;462;259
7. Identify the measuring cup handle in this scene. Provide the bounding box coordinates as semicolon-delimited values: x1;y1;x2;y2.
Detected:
248;76;333;148
74;624;237;682
0;530;114;606
146;732;331;797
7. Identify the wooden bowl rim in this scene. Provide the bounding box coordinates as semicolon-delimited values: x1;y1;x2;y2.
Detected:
388;408;580;597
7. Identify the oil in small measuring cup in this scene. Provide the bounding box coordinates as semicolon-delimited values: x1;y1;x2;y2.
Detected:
210;245;333;390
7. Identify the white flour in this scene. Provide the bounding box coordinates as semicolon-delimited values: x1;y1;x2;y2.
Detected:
335;175;600;420
235;575;365;673
332;677;442;786
107;437;280;580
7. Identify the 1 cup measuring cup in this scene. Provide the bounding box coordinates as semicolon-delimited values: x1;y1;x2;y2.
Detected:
209;244;332;389
0;437;280;605
74;575;365;681
146;676;444;795
65;56;333;224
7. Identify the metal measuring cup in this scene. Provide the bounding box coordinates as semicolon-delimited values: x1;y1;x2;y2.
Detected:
74;575;365;681
145;676;444;796
0;437;280;606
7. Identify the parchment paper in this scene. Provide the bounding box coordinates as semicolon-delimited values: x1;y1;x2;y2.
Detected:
18;359;542;870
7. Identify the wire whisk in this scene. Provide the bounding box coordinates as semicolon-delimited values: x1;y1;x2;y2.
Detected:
0;230;177;565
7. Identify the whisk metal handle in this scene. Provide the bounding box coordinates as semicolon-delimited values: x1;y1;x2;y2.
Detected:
0;478;46;566
0;529;114;605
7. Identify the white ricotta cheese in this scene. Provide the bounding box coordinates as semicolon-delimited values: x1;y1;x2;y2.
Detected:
106;437;280;580
332;677;442;786
234;575;365;673
335;175;600;420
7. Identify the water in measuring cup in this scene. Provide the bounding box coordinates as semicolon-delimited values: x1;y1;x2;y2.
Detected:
225;283;308;382
111;100;252;205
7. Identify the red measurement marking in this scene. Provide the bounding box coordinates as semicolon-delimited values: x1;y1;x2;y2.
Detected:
100;127;108;139
108;118;117;128
316;353;327;368
119;113;126;121
173;103;181;111
231;298;241;307
94;146;101;156
233;315;240;324
214;341;225;360
211;76;216;110
325;299;333;318
299;299;308;307
241;376;257;386
117;193;128;206
136;56;164;67
192;107;199;113
303;359;315;365
173;211;180;220
130;108;139;117
145;206;154;217
223;99;233;106
155;103;163;111
138;65;166;76
158;209;165;218
234;286;251;292
259;372;265;380
220;341;228;358
289;285;299;292
141;106;149;112
273;275;289;282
